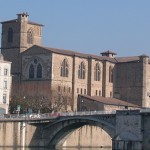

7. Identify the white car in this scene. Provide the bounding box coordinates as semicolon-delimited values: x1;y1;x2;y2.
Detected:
29;114;40;119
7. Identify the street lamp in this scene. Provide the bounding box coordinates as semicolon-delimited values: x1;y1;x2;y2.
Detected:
16;105;20;117
80;99;84;111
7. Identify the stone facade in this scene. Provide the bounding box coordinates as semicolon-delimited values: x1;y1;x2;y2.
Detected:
1;13;42;89
1;13;150;112
0;55;11;113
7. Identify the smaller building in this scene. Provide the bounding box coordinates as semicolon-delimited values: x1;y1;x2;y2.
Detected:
77;95;141;112
0;54;11;114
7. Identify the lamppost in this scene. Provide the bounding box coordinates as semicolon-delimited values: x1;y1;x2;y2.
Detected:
16;105;20;117
38;104;42;114
80;99;84;111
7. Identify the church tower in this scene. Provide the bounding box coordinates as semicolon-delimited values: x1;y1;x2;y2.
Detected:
1;13;43;93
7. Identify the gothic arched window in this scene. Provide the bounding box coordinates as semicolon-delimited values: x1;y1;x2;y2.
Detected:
29;64;34;79
78;62;85;79
37;64;42;78
94;63;100;81
109;66;113;83
7;28;13;43
60;59;68;77
27;29;33;44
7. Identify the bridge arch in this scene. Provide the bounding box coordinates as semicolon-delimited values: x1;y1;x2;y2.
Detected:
42;115;116;148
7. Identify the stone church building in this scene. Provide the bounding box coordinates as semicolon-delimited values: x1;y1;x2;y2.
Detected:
1;13;150;111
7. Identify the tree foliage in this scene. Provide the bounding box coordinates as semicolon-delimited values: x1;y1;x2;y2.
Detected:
9;89;73;114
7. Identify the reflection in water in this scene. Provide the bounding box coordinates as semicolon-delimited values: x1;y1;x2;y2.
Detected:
0;148;111;150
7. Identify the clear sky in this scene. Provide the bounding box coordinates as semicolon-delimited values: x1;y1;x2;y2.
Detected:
0;0;150;57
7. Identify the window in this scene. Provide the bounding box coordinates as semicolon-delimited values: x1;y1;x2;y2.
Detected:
60;59;68;77
84;89;86;94
81;88;83;94
29;60;43;79
110;91;112;97
77;88;79;93
68;87;71;93
27;29;33;44
78;62;85;79
109;66;113;83
96;90;98;96
94;63;100;81
64;86;66;92
58;86;60;92
7;28;13;43
99;90;101;96
4;68;8;76
37;64;42;78
3;81;7;89
29;64;34;79
3;94;6;103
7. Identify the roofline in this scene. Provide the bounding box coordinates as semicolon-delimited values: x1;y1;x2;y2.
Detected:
78;94;140;107
101;50;117;55
22;45;118;63
1;19;44;26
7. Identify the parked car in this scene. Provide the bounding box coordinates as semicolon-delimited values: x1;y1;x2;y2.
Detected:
29;113;40;118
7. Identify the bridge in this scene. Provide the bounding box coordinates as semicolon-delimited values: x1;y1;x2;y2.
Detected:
0;109;150;150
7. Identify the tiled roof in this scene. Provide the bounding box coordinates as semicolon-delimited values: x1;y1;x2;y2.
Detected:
23;45;119;63
28;21;43;26
1;19;43;26
23;45;143;64
1;19;17;24
41;46;141;63
79;94;140;107
115;56;140;63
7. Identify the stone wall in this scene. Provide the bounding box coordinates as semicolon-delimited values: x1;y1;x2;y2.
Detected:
63;125;112;148
113;110;142;150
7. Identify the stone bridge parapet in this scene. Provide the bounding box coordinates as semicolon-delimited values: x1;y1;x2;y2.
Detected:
0;109;149;149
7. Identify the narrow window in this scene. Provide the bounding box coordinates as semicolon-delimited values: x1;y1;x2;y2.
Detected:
29;64;34;79
27;29;33;44
68;87;71;93
109;66;113;83
84;89;86;94
4;68;8;76
3;81;7;89
99;90;101;96
58;86;61;92
77;88;79;93
64;87;66;92
110;91;112;97
3;94;6;104
7;28;13;43
81;88;83;94
60;59;68;77
96;90;98;96
37;64;42;78
78;62;85;79
94;63;100;81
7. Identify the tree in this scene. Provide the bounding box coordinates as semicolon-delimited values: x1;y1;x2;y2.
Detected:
9;96;52;114
9;87;73;114
52;89;72;112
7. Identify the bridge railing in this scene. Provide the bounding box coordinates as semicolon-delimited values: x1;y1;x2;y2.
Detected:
0;110;117;120
60;110;116;116
140;108;150;113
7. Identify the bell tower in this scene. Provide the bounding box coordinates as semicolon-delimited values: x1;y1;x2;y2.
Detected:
1;13;43;94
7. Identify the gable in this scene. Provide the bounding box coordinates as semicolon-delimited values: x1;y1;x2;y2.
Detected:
21;45;52;56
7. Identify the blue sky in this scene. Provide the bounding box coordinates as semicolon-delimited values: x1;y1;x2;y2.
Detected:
1;0;150;57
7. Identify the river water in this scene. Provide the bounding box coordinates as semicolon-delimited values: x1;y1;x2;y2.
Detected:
0;148;112;150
